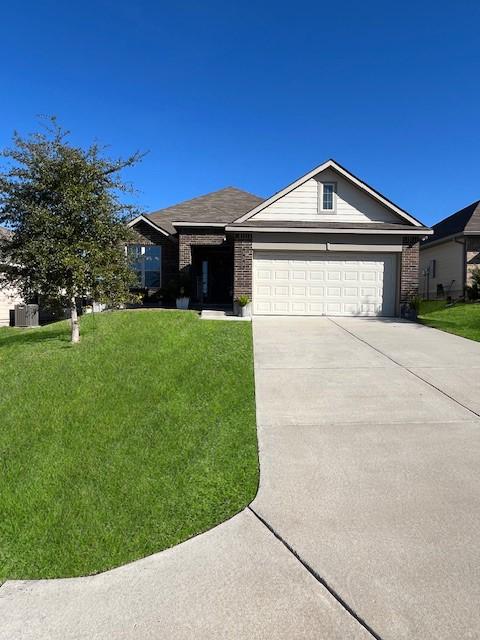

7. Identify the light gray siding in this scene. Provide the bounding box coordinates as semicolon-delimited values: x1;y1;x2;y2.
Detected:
419;240;464;298
251;168;401;224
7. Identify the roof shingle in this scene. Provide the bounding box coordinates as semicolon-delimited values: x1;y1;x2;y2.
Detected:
146;187;264;234
423;200;480;245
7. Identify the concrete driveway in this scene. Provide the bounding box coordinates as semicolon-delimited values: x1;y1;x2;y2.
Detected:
252;317;480;640
2;317;480;639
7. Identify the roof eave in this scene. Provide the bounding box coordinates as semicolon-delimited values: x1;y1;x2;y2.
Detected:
172;222;227;228
127;214;172;237
226;225;432;235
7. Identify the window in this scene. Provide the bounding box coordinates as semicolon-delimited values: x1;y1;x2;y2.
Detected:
319;182;336;212
127;244;162;288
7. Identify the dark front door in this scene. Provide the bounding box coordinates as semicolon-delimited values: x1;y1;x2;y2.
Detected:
192;246;233;304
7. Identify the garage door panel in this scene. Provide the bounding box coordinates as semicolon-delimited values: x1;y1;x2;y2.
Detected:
253;251;396;317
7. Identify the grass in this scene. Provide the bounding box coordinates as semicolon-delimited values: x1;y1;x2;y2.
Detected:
0;311;258;582
418;300;480;342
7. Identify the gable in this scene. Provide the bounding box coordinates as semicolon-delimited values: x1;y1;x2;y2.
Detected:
234;159;424;228
249;167;405;225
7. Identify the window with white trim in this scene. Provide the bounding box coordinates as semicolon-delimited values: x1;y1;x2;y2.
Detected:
319;182;337;212
127;244;162;287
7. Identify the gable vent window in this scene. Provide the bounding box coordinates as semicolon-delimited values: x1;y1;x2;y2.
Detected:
319;182;337;212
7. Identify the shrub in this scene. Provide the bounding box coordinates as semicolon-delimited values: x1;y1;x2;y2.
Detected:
236;295;250;307
466;268;480;301
409;295;421;313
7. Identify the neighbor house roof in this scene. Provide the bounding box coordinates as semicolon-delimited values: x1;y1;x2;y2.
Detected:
146;187;264;234
423;200;480;246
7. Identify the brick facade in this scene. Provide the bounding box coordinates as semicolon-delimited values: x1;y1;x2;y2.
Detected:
400;236;420;304
178;229;227;272
233;233;253;300
129;221;178;286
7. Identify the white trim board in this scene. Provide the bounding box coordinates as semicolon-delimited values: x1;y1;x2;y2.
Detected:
127;215;171;237
226;225;432;235
252;242;402;252
172;222;226;228
233;159;424;227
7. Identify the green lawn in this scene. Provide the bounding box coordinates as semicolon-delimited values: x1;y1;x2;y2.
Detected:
0;311;258;582
419;300;480;341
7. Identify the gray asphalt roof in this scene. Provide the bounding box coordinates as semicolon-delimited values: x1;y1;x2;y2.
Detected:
146;187;264;234
423;200;480;245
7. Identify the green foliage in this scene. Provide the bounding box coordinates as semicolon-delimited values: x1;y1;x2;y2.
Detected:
236;294;250;307
466;267;480;300
471;267;480;288
0;311;258;579
409;295;422;312
0;117;143;326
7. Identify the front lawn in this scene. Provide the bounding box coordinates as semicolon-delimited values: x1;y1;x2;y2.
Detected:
419;300;480;341
0;311;258;581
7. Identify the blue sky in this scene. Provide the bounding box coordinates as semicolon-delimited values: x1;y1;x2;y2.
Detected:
1;1;479;225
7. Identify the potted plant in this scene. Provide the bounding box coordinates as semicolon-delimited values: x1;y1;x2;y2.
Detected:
236;294;251;318
406;295;421;321
175;273;191;310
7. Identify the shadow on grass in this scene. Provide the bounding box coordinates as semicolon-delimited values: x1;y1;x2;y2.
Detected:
0;323;71;348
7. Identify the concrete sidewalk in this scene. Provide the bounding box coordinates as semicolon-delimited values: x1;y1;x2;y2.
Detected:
0;510;369;640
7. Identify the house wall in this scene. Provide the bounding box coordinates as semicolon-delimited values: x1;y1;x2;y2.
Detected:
0;285;22;326
419;239;464;299
130;221;178;287
251;168;401;224
251;232;403;251
178;229;227;272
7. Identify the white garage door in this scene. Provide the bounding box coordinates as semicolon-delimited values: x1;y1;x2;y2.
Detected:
253;251;396;316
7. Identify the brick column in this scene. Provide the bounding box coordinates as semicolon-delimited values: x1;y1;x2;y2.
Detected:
400;236;420;303
179;235;192;272
233;233;253;300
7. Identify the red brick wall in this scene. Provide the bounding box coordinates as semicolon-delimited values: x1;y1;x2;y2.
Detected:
178;229;227;271
400;236;420;303
233;233;253;299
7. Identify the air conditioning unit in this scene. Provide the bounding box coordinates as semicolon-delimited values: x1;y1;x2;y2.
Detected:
15;304;39;327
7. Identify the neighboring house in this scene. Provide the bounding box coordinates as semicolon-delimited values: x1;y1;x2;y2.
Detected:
127;159;431;317
419;201;480;299
0;226;23;326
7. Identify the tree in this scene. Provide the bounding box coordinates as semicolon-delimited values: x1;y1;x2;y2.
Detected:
0;117;143;342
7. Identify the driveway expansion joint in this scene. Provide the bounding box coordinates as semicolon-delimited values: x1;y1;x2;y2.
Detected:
247;506;384;640
327;318;480;421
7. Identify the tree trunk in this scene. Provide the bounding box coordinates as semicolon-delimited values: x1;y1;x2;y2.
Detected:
70;297;80;343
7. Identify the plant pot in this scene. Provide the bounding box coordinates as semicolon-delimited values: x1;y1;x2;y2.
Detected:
239;303;252;318
176;296;190;310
